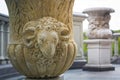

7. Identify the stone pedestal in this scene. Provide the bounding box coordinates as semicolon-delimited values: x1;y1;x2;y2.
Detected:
83;39;114;71
70;13;87;69
82;7;115;71
73;13;87;60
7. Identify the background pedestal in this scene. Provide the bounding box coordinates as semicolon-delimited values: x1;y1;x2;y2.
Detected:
83;64;114;71
70;60;86;69
83;39;115;71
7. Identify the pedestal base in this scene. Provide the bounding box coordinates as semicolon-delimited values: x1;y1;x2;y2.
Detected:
83;64;115;71
70;60;86;69
26;75;64;80
83;39;115;71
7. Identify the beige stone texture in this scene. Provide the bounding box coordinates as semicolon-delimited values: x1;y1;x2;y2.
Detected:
5;0;76;79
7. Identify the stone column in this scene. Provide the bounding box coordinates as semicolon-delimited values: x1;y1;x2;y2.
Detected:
0;21;2;59
73;13;86;60
83;7;115;71
4;23;9;61
5;0;76;79
0;21;5;60
69;13;87;69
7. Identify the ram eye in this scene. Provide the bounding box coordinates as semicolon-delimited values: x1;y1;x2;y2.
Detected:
26;39;31;43
61;29;69;36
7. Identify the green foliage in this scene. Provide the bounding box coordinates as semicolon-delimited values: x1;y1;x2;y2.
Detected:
113;30;120;55
83;32;88;56
113;30;120;33
112;42;115;56
118;37;120;55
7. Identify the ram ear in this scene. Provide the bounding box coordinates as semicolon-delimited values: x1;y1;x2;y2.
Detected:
22;27;35;41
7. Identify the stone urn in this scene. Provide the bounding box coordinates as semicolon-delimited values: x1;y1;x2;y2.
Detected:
83;7;114;39
83;7;115;71
5;0;76;79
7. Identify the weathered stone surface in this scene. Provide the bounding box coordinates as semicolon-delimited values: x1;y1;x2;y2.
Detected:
83;39;115;71
83;7;114;39
5;0;75;43
5;0;76;78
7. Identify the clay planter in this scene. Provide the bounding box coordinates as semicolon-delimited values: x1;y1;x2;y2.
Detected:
5;0;76;79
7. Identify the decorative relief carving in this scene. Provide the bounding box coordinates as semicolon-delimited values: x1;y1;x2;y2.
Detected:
87;13;112;39
22;17;70;58
6;0;76;79
8;17;76;78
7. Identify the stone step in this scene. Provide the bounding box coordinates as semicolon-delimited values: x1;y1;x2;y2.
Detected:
69;60;86;69
0;64;21;79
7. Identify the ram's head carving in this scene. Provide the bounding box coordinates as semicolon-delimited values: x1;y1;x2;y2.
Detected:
22;17;70;58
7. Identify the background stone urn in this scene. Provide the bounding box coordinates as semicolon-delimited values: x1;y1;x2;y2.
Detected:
5;0;76;79
83;7;115;71
83;7;114;39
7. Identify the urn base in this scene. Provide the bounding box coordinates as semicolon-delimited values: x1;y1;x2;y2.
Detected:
25;75;64;80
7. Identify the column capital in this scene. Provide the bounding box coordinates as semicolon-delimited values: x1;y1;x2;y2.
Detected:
0;21;5;25
73;13;87;22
